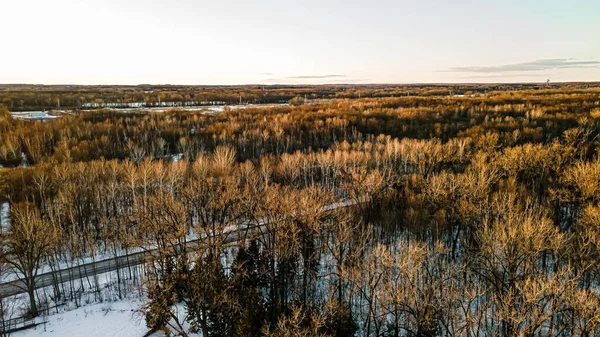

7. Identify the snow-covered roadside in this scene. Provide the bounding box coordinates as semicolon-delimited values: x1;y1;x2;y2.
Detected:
12;299;148;337
0;248;140;283
1;198;360;283
4;264;151;337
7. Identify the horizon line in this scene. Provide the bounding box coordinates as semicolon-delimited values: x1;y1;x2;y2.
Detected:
2;80;600;87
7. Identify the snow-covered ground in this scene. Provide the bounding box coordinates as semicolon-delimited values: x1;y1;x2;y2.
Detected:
81;101;227;108
3;262;151;336
10;112;61;120
83;103;288;115
8;271;198;337
9;104;289;120
0;202;8;233
13;300;148;337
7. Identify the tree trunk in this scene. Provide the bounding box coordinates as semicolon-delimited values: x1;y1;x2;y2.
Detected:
28;284;38;317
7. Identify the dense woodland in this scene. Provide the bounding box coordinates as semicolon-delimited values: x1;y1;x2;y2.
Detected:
1;84;600;336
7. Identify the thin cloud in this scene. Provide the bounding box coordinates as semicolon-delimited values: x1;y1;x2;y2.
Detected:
325;78;370;83
264;74;352;83
459;73;547;79
285;74;347;79
261;72;274;76
445;58;600;73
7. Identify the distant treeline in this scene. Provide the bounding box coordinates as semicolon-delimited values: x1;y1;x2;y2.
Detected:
2;82;599;111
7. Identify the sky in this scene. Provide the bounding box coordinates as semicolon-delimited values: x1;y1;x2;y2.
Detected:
1;0;599;85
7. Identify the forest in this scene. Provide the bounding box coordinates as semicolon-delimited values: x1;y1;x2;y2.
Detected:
1;83;600;336
1;83;593;111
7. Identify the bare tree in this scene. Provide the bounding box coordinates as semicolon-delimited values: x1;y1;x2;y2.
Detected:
0;202;58;317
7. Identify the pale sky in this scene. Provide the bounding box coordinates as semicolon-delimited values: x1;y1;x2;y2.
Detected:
1;0;599;84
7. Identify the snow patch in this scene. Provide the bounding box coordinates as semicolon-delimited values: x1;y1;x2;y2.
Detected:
0;202;8;232
13;300;148;337
10;112;60;120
